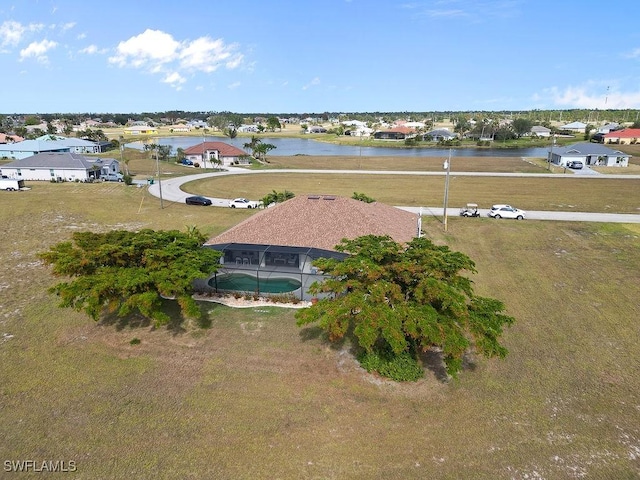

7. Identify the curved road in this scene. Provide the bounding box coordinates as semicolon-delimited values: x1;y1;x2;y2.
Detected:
147;167;640;224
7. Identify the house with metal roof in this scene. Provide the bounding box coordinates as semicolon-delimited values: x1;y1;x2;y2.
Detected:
530;126;551;137
423;129;457;141
35;135;101;154
202;195;419;300
550;142;630;167
0;152;120;182
0;139;71;160
560;121;587;132
183;141;249;168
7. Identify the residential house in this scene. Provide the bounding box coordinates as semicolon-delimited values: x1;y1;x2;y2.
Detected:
0;133;24;144
550;142;630;167
36;135;100;154
0;139;71;160
603;128;640;145
167;124;192;132
307;126;327;134
202;195;419;300
373;126;416;140
597;122;620;134
183;141;249;168
530;126;551;137
0;152;120;182
559;121;587;133
423;129;457;141
123;124;159;135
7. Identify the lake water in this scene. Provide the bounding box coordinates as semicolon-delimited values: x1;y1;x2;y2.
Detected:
126;136;551;158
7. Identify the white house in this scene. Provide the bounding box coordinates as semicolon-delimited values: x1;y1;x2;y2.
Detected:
550;142;630;167
530;126;551;137
0;153;120;182
183;141;249;168
36;135;100;154
560;121;587;132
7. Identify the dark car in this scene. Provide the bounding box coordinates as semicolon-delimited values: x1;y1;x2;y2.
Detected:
185;195;212;206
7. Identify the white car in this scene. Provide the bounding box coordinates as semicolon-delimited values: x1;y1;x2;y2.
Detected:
488;204;526;220
229;198;260;209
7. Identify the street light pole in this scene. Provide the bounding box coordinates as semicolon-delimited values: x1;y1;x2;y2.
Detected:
443;148;451;232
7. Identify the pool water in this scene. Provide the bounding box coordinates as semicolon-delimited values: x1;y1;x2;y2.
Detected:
208;273;301;294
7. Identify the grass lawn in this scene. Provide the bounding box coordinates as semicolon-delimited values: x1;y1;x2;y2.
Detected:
185;172;640;213
1;177;639;478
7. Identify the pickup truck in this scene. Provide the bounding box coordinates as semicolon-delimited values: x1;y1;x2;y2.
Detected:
103;173;124;182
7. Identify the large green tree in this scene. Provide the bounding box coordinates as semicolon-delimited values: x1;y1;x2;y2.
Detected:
39;229;221;326
296;235;515;379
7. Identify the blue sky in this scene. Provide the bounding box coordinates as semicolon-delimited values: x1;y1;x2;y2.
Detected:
1;0;639;114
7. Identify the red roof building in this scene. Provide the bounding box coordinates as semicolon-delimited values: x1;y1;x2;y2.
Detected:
603;128;640;145
183;141;249;167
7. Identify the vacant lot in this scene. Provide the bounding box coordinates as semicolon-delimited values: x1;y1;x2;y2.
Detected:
187;172;640;213
1;180;639;479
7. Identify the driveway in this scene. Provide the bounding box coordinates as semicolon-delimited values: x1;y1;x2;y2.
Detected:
147;168;640;224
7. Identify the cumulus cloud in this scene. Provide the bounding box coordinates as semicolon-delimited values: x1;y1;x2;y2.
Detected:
20;39;57;63
108;29;244;89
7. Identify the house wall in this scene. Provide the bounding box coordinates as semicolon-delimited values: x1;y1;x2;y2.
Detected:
605;137;637;145
1;167;90;181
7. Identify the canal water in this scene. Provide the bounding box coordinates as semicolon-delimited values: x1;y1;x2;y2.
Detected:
126;136;551;158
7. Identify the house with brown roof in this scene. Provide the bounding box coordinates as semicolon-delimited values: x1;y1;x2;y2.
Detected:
202;195;420;300
603;128;640;145
183;141;249;168
0;133;24;144
373;126;416;140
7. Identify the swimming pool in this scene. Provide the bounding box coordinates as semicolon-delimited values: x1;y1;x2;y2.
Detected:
208;273;302;294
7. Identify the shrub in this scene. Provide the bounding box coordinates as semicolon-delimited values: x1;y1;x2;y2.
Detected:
129;338;141;345
193;162;200;168
123;174;133;185
357;349;424;382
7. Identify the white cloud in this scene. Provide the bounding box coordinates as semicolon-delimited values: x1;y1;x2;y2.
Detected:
547;85;640;109
79;44;106;55
228;81;241;89
108;29;245;88
108;29;180;68
0;21;26;46
61;22;76;32
77;33;86;40
162;71;186;90
19;39;57;63
302;77;321;90
179;36;243;73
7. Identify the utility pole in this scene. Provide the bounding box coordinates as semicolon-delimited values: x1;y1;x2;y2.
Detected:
155;142;164;209
443;149;452;232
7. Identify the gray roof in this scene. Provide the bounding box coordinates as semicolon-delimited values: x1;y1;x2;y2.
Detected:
2;152;115;170
0;139;70;153
35;135;98;148
553;142;629;157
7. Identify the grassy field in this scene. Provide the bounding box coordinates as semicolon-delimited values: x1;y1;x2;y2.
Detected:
186;172;640;213
1;180;639;478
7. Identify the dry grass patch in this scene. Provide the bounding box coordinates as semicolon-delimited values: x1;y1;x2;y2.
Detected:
185;173;640;213
1;177;639;478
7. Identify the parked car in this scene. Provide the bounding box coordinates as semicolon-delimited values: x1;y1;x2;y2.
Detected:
488;204;525;220
185;195;212;206
103;173;124;182
181;159;194;166
229;198;260;209
567;160;584;169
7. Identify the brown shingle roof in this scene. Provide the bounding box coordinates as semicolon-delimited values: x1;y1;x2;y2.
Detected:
206;195;418;251
183;141;247;157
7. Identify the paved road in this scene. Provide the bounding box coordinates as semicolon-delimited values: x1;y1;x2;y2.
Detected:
147;167;640;224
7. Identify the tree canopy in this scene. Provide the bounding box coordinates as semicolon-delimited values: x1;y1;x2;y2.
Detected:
39;229;221;326
296;235;515;379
